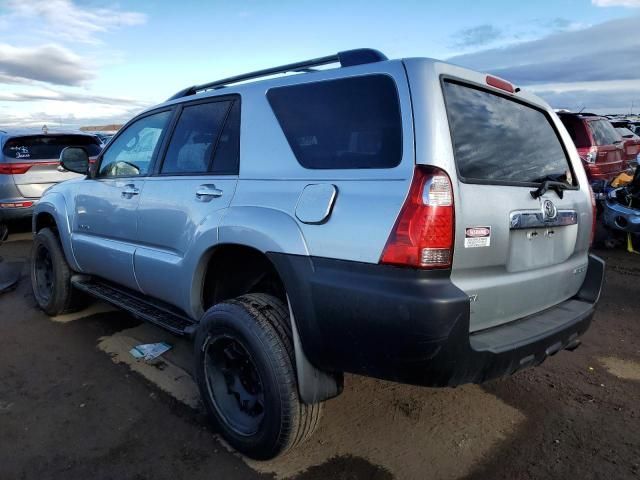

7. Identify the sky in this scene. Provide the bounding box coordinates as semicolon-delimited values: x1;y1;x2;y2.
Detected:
1;0;640;128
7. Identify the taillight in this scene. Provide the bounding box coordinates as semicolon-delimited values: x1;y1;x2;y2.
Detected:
0;163;34;174
588;183;597;246
381;166;455;269
578;146;598;164
0;161;58;175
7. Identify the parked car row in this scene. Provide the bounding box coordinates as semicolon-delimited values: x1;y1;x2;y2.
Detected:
557;112;640;184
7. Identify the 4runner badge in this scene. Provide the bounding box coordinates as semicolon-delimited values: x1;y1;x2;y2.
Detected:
464;226;491;248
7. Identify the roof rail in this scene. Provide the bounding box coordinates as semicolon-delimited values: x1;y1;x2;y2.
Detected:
166;48;388;101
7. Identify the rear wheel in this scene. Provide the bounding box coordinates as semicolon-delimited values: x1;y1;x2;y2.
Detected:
194;293;322;460
31;228;85;316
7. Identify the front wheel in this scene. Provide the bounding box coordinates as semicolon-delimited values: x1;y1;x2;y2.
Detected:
194;293;322;460
30;228;85;316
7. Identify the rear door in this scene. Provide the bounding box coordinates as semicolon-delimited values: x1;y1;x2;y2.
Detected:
2;135;101;198
440;79;592;332
134;97;240;307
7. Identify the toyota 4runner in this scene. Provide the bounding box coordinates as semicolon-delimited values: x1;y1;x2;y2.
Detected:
30;49;605;460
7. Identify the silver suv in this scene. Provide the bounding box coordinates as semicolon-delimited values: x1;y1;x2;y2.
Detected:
30;49;604;460
0;128;101;225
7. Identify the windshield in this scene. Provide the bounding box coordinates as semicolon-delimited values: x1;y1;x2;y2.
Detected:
588;120;621;146
443;81;573;185
2;135;101;160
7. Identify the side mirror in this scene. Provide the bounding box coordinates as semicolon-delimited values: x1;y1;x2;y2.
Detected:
59;147;90;175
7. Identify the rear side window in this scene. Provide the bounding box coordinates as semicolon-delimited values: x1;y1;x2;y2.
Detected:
443;81;572;184
267;75;402;169
161;100;232;174
589;120;621;146
2;135;101;160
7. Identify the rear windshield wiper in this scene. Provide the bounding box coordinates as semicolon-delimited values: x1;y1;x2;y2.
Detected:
530;174;571;199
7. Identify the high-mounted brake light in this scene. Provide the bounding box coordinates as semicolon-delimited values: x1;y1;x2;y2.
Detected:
0;161;58;175
486;75;515;93
380;166;455;269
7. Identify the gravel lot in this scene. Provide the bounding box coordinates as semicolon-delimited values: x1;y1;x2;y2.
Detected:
1;224;638;480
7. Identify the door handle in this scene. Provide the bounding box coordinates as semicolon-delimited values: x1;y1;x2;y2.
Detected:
195;184;223;201
121;184;140;198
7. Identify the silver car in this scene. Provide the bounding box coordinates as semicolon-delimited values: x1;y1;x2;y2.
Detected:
30;49;604;460
0;128;101;224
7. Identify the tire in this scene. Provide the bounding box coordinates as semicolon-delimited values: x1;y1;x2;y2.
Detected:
194;293;322;460
30;227;85;316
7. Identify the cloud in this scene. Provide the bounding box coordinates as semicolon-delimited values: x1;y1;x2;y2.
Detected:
3;0;146;45
450;24;503;48
0;104;144;129
0;88;150;108
447;16;640;111
0;43;93;86
592;0;640;7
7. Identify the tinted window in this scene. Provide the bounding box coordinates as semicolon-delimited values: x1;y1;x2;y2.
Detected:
2;135;101;160
161;101;231;174
589;120;622;146
559;116;590;148
267;75;402;169
211;100;241;174
616;127;635;138
99;111;171;178
443;81;571;184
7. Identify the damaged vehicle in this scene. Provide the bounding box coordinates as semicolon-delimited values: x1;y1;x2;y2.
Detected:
558;112;625;181
603;168;640;235
30;49;605;460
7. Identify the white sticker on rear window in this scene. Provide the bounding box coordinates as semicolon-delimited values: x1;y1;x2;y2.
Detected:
14;147;30;159
465;226;491;248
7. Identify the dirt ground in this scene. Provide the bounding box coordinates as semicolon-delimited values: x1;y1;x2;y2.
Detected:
0;224;638;480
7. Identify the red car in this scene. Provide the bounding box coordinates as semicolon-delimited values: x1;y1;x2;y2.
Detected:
611;121;640;167
559;113;625;181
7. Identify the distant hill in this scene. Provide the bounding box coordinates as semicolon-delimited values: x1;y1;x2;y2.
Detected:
80;124;122;132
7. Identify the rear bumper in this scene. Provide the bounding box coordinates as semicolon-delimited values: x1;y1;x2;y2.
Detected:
584;162;624;181
602;199;640;232
270;253;605;387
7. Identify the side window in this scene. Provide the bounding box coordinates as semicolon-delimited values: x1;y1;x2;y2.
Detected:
267;75;402;169
211;100;240;174
161;100;231;175
99;111;171;178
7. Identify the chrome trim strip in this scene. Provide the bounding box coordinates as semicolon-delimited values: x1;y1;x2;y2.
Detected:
510;210;578;230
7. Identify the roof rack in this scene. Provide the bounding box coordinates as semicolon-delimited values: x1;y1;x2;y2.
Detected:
167;48;388;101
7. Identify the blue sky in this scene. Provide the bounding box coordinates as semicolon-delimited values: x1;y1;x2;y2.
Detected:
1;0;639;127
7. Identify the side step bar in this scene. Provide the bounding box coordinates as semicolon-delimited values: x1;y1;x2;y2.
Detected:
72;277;197;337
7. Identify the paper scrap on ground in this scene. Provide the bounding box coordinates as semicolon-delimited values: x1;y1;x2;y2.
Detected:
130;342;172;361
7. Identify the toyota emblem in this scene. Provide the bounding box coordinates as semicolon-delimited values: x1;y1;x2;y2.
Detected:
542;199;557;221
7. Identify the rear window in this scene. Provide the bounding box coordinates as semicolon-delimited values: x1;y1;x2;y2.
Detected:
443;81;572;184
616;127;635;138
267;75;402;169
2;135;101;160
589;120;622;146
